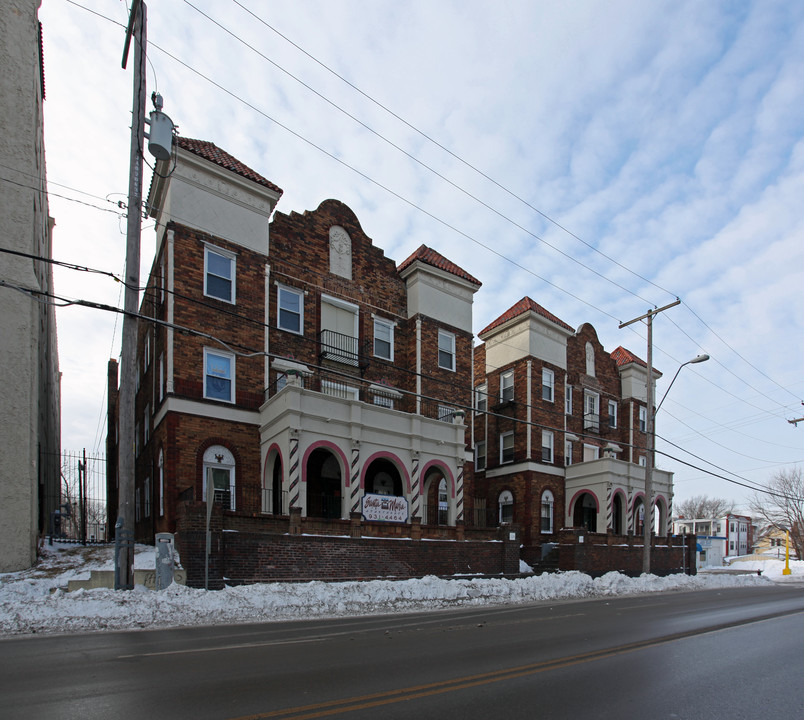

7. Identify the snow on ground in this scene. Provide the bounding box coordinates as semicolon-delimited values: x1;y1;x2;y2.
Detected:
0;543;796;637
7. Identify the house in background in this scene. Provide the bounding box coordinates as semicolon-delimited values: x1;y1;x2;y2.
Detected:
674;513;753;568
0;0;61;571
471;298;673;565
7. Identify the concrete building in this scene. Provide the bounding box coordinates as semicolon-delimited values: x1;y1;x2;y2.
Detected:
471;298;673;565
0;0;61;571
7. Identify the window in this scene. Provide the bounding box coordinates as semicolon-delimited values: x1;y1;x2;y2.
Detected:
565;385;573;415
638;455;647;467
158;451;164;517
565;440;573;466
500;432;514;464
373;393;394;409
322;380;359;400
584;391;599;431
500;370;514;403
277;285;303;334
499;490;514;525
204;348;235;403
203;445;235;511
542;430;554;463
541;490;554;533
639;406;647;432
608;400;618;428
583;444;599;462
438;330;455;371
476;384;487;413
204;246;235;303
144;476;151;518
135;487;141;522
542;368;555;402
158;353;164;403
321;295;359;364
475;441;486;471
143;405;150;445
373;318;394;360
144;334;150;370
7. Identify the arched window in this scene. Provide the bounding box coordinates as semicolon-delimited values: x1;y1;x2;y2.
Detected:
203;445;235;510
540;490;554;533
499;490;514;525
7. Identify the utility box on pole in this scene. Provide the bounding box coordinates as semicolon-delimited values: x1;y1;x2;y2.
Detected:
155;532;175;590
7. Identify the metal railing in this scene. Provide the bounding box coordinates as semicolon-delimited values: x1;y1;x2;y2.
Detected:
319;329;365;367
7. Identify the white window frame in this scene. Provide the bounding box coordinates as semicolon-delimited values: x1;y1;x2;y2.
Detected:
542;430;554;463
565;385;573;415
373;317;394;361
203;445;236;511
475;441;486;471
158;450;164;517
500;431;514;464
608;400;618;428
639;406;647;432
277;284;304;335
438;329;456;371
204;348;235;403
541;490;554;534
499;490;514;525
584;391;600;432
638;455;647;467
322;380;360;401
143;404;150;445
476;384;487;413
500;370;514;403
204;245;236;304
542;368;555;402
565;440;573;466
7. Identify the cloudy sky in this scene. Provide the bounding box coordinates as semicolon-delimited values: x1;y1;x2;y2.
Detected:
38;0;804;510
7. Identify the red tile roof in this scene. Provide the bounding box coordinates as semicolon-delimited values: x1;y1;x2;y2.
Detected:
611;346;647;368
397;245;481;286
479;297;574;336
177;137;283;196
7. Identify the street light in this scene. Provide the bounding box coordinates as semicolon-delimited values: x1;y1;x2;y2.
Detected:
644;352;709;574
655;354;709;415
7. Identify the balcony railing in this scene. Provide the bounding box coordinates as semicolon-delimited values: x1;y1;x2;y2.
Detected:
319;329;367;367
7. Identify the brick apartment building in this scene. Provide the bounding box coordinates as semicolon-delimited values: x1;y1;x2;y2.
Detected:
107;137;507;583
107;136;687;582
471;297;674;564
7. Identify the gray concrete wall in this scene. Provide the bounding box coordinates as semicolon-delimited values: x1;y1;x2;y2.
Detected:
0;0;60;571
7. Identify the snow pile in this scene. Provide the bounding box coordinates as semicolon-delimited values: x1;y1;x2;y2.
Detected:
0;543;787;637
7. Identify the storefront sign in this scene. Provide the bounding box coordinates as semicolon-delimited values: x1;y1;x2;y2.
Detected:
362;493;408;523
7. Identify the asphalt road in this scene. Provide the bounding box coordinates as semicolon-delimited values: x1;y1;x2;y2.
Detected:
1;584;803;719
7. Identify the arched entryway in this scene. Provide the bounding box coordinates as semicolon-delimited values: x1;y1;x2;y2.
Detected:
422;466;451;526
306;447;342;519
363;457;403;497
633;497;645;536
573;492;598;532
611;492;625;535
262;447;284;515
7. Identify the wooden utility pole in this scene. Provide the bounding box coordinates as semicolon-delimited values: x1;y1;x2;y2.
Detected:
620;298;680;575
116;0;146;590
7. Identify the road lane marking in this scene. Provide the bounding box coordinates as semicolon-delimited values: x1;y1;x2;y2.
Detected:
227;607;804;720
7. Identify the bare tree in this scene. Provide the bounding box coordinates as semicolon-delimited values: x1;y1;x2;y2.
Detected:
676;494;737;519
749;467;804;560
